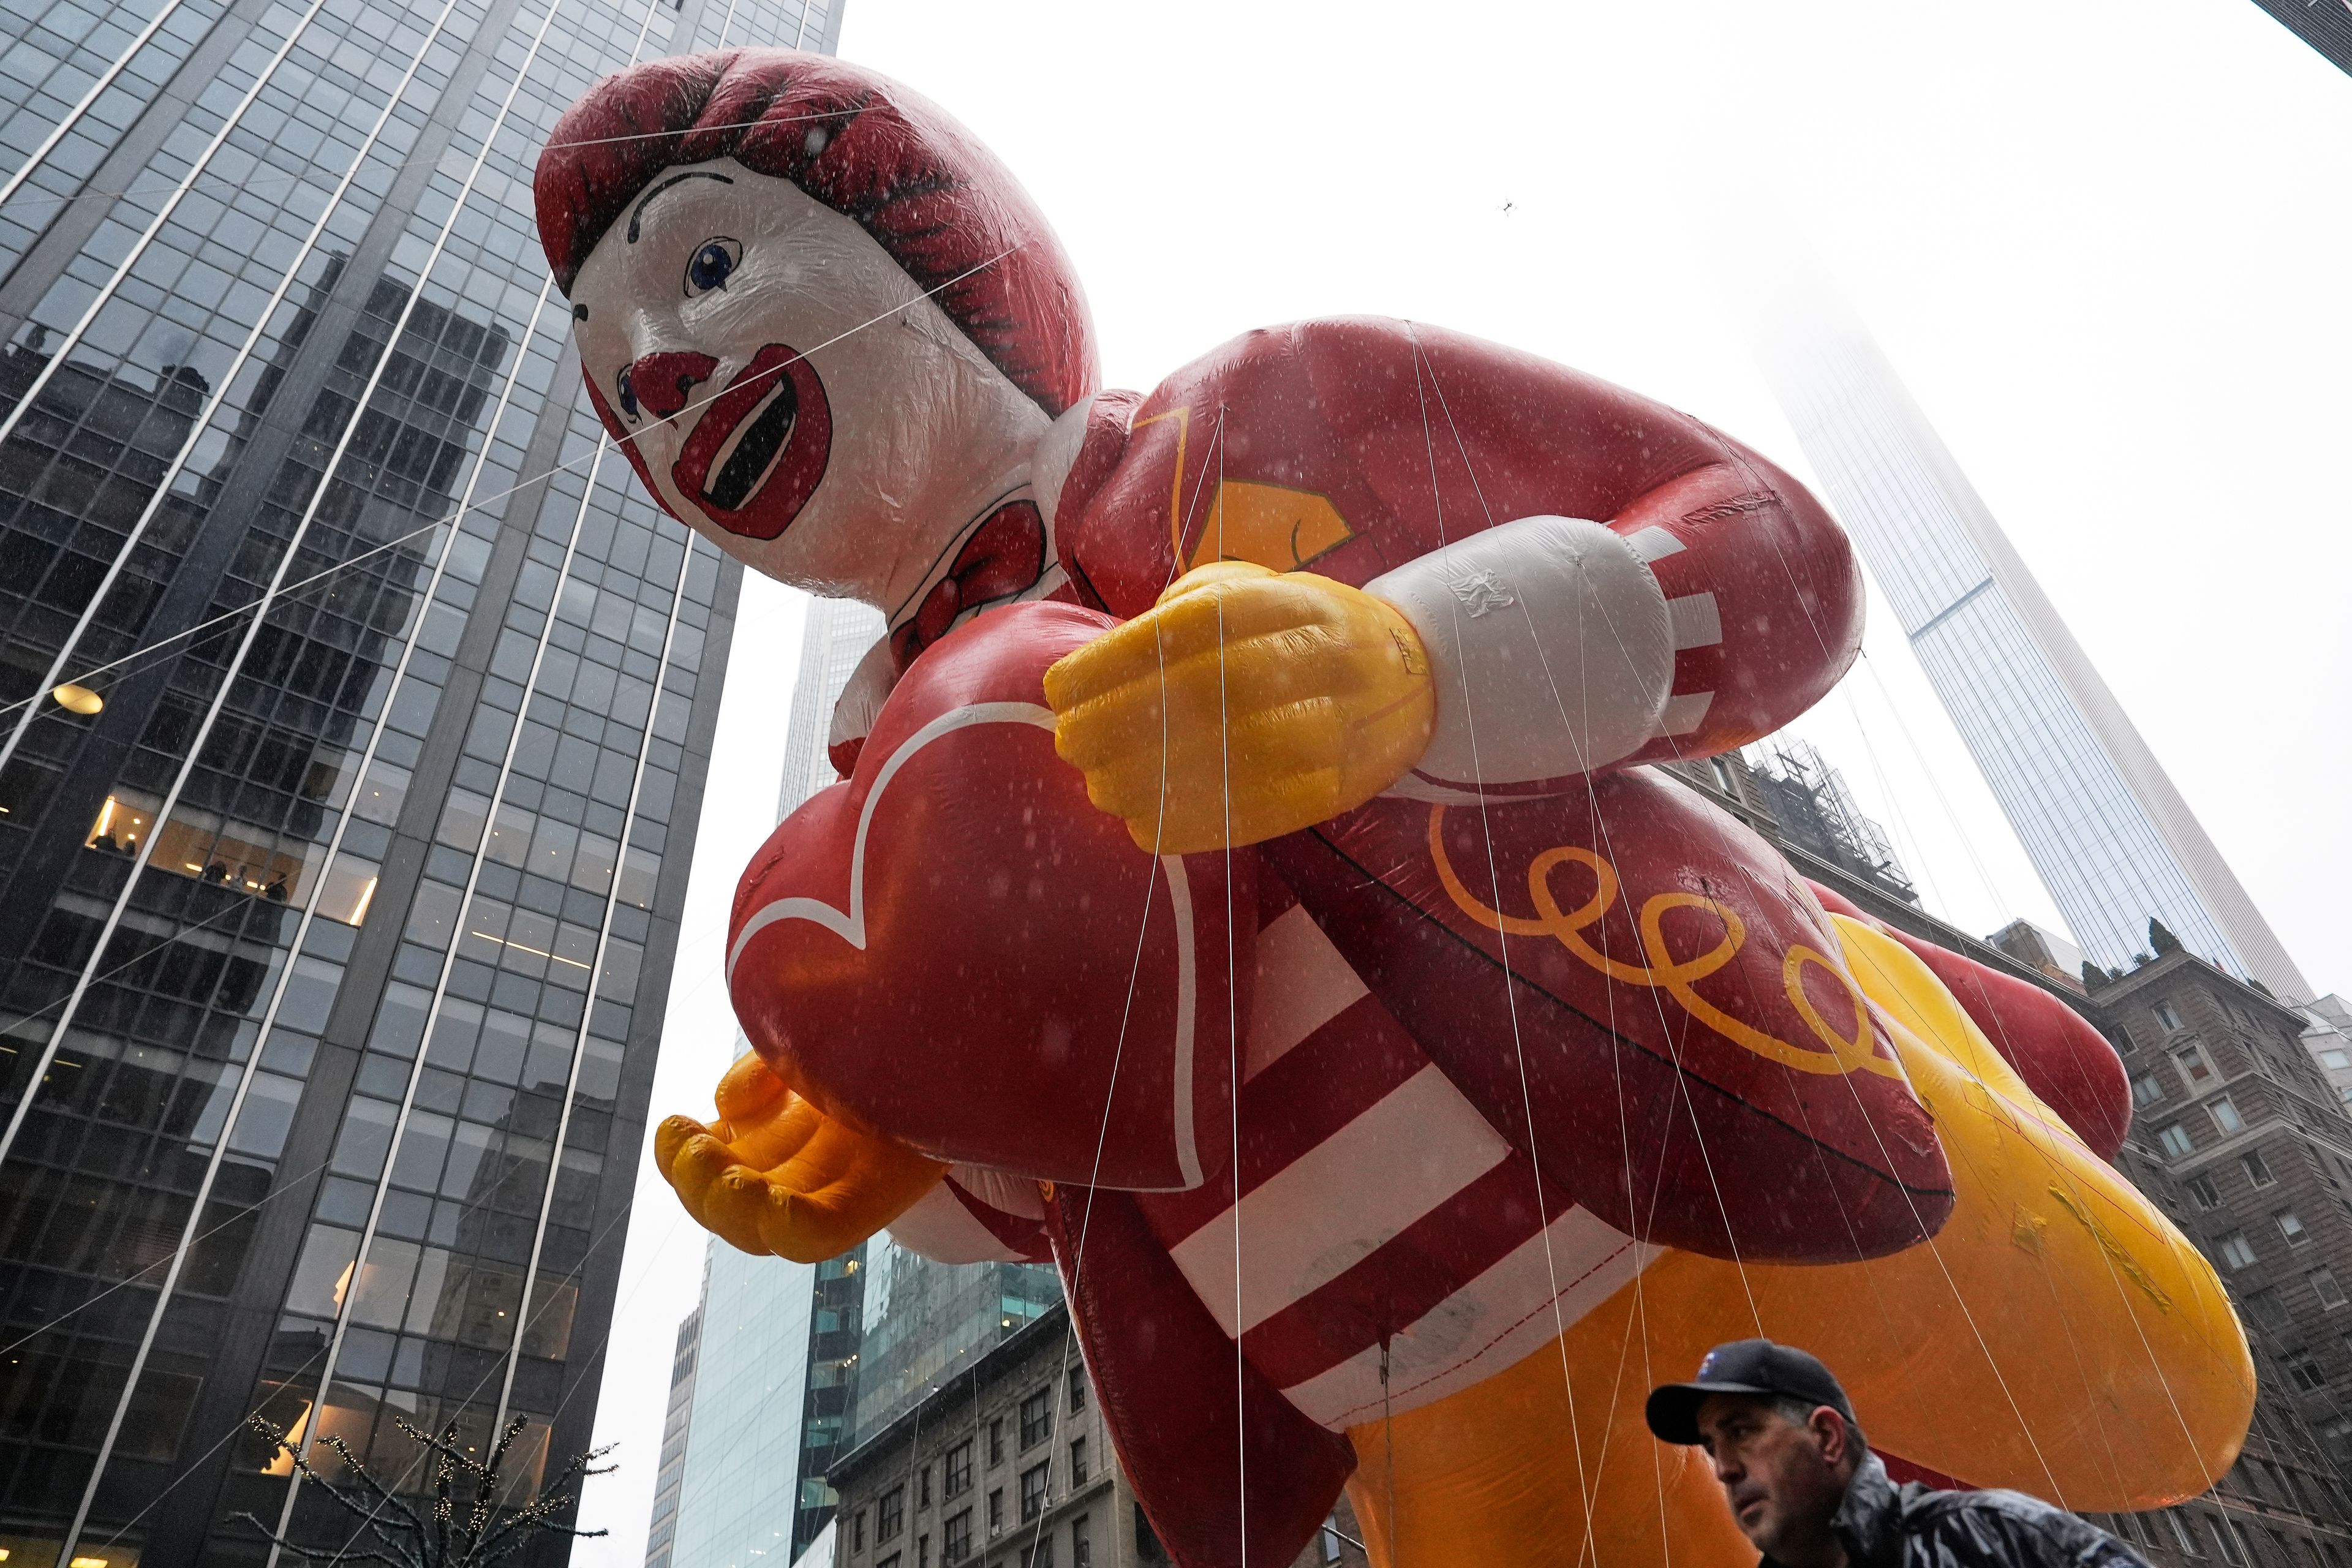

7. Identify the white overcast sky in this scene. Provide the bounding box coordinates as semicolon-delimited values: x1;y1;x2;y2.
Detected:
571;1;2351;1555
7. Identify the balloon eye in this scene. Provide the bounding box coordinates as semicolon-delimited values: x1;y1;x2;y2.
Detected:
616;367;638;418
685;237;741;296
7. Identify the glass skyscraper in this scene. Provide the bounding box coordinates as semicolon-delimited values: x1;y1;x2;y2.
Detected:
0;0;836;1562
848;1241;1057;1441
1753;289;2313;1001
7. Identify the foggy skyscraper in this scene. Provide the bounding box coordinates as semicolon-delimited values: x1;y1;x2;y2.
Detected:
1753;290;2311;1000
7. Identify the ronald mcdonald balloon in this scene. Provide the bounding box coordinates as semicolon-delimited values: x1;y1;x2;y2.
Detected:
534;50;2250;1566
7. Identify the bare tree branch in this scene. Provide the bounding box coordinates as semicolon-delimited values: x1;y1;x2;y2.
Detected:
233;1411;614;1567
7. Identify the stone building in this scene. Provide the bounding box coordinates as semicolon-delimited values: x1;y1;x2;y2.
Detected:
2086;949;2352;1564
827;1303;1368;1568
2298;997;2352;1112
1668;752;2352;1564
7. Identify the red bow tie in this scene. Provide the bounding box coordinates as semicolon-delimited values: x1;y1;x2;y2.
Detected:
889;499;1047;671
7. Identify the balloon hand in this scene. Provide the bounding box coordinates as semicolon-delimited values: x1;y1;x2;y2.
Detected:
1044;562;1436;854
655;1052;946;1261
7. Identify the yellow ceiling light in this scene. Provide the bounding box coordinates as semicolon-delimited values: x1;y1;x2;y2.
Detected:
51;684;102;715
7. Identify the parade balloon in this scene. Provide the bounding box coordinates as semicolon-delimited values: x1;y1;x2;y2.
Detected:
538;48;2250;1567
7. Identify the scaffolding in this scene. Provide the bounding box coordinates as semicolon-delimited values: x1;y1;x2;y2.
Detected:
1747;739;1918;903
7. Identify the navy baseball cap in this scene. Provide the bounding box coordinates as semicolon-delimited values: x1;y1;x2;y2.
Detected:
1645;1339;1856;1446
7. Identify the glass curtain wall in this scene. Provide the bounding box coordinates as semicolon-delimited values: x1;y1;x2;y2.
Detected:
0;0;843;1560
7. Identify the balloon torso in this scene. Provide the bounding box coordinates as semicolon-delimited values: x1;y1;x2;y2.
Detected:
714;318;2228;1566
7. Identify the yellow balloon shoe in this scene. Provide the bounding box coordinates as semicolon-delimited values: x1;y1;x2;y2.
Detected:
1338;914;2253;1568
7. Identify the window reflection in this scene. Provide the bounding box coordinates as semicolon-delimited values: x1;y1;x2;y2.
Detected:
317;854;380;925
82;790;153;856
86;787;342;907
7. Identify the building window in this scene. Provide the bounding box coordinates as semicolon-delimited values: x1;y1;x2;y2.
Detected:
2161;1124;2196;1159
918;1536;930;1568
1020;1461;1050;1522
2277;1208;2310;1246
1069;1436;1088;1487
2322;1049;2350;1071
2212;1098;2245;1136
1068;1365;1088;1414
2243;1287;2290;1329
881;1486;906;1543
856;1511;867;1551
1025;1539;1055;1568
2176;1042;2214;1085
2156;1001;2184;1032
1072;1514;1092;1568
2188;1175;2222;1209
990;1418;1005;1466
946;1439;973;1498
1020;1388;1054;1450
2312;1267;2346;1308
989;1489;1005;1533
2218;1231;2258;1270
921;1464;933;1508
2130;1072;2165;1108
2211;1515;2245;1566
946;1509;973;1562
2288;1357;2328;1393
2244;1150;2276;1187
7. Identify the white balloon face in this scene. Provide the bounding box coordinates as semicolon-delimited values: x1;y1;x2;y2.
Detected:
568;159;1049;607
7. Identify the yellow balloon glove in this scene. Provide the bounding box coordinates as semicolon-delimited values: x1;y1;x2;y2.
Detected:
654;1052;947;1262
1045;562;1436;854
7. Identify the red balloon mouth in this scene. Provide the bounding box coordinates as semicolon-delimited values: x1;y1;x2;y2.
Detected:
671;342;832;541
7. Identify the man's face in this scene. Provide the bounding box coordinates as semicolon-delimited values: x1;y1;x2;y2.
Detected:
1695;1394;1852;1561
568;158;1047;606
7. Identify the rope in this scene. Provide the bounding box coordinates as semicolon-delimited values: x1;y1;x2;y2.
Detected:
1212;405;1251;1567
1398;325;1604;1561
1014;388;1226;1568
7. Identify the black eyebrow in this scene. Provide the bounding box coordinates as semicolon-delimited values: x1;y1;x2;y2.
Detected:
628;171;735;243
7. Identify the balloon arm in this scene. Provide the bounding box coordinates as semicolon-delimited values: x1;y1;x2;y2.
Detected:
726;602;1249;1189
1609;454;1865;767
654;1052;947;1263
1364;515;1674;795
1050;323;1861;783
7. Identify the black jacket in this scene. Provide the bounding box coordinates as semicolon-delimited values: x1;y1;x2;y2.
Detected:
1762;1454;2152;1568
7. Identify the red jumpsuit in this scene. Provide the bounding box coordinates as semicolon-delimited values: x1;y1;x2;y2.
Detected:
725;319;2124;1566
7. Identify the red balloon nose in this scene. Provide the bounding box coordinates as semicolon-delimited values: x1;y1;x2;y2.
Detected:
627;351;718;420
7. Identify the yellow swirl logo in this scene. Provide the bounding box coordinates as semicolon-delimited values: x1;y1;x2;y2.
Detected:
1426;806;1902;1081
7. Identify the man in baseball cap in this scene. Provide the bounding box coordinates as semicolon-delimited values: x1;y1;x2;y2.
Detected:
1648;1340;2151;1567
